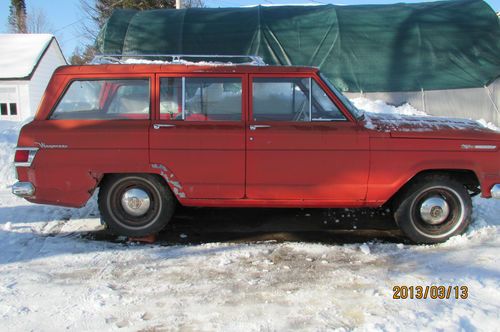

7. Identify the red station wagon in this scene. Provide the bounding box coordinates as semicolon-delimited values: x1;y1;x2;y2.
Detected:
12;60;500;244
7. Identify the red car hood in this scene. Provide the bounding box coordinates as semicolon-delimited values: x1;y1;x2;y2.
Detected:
363;113;499;141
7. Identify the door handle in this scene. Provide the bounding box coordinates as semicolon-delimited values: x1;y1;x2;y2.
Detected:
153;124;176;129
249;125;271;131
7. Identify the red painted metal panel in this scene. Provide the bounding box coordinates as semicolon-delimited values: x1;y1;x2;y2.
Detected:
245;74;370;200
149;73;247;199
17;119;151;206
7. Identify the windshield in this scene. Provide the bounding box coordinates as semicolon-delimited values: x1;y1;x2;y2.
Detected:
319;73;364;119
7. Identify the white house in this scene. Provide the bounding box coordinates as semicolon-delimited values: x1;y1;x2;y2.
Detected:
0;34;67;121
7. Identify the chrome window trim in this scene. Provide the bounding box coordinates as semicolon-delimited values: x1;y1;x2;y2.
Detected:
181;77;186;120
308;77;312;122
311;118;347;122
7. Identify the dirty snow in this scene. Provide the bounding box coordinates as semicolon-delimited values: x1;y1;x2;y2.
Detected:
1;99;499;331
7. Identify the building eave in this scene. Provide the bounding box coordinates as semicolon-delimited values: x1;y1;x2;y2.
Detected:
0;36;67;81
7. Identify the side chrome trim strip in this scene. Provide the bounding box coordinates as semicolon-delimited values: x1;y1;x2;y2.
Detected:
461;144;497;150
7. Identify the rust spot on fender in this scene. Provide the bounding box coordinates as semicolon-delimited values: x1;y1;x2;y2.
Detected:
88;171;102;184
151;164;187;198
87;171;102;195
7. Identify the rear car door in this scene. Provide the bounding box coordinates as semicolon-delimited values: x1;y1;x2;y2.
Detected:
149;73;247;199
246;74;369;202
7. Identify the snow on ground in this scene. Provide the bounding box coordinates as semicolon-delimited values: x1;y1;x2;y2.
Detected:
1;100;499;331
0;120;23;189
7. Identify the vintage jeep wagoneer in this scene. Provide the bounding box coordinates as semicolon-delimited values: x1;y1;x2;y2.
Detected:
12;61;500;243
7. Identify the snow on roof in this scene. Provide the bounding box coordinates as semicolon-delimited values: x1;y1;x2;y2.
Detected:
0;34;58;79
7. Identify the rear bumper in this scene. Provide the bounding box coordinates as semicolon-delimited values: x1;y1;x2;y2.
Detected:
12;182;35;197
491;184;500;199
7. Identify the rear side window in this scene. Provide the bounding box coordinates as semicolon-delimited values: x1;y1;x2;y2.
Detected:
51;79;150;120
160;77;242;121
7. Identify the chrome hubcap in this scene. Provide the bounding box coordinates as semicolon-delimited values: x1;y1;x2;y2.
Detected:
120;188;151;217
419;196;450;225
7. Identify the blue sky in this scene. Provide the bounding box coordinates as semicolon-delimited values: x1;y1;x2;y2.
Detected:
1;0;499;59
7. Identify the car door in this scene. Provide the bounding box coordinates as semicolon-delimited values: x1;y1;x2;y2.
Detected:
246;73;369;202
149;73;247;199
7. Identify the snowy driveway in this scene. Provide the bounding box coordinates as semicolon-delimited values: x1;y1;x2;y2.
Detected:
1;189;499;331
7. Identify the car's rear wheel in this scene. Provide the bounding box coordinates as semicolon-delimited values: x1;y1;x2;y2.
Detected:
394;175;472;244
98;174;176;237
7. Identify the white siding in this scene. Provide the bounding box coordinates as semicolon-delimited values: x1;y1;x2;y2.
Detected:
28;40;66;119
0;81;29;121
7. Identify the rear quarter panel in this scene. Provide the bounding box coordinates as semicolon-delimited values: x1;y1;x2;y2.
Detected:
17;120;150;207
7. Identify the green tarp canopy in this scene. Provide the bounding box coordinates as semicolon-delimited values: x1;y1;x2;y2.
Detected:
96;0;500;93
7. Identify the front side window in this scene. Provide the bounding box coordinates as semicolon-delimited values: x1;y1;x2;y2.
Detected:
252;78;310;122
160;77;242;121
252;77;345;122
319;73;363;119
51;79;150;120
311;80;345;121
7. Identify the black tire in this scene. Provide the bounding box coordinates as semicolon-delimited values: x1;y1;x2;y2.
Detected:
98;174;176;237
394;174;472;244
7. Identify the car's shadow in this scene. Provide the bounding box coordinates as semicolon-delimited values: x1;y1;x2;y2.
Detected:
85;206;405;245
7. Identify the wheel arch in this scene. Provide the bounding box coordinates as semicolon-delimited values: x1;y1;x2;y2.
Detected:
97;171;183;203
391;170;474;244
387;169;480;208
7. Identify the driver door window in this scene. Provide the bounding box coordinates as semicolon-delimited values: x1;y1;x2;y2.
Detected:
252;78;310;122
252;77;345;122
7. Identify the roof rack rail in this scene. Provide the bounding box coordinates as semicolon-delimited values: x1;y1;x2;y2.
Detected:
92;54;266;66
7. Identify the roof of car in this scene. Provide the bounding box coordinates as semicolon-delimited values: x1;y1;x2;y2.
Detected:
54;63;319;75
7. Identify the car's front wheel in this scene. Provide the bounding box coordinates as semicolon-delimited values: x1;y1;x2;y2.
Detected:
394;175;472;244
98;174;176;237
